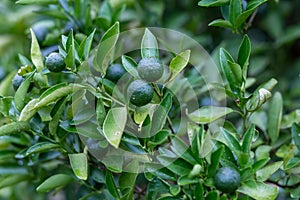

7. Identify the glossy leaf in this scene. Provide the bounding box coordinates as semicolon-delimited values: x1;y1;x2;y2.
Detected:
198;0;230;7
237;180;278;200
30;29;44;72
49;97;67;135
256;161;283;182
14;72;34;111
141;28;159;59
221;128;241;152
0;121;31;136
78;29;95;60
267;92;282;144
103;107;127;148
208;145;224;177
157;156;192;176
167;50;190;83
25;142;61;156
150;93;172;135
170;136;198;165
34;84;83;110
36;174;73;193
96;21;120;74
0;71;16;96
235;0;268;28
188;106;234;124
69;153;88;180
292;123;300;151
242;124;255;153
105;171;120;199
208;19;232;28
178;175;198;186
229;0;242;27
121;55;139;78
237;35;251;80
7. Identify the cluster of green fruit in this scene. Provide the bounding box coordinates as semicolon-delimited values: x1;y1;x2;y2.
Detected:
12;52;65;91
105;57;164;107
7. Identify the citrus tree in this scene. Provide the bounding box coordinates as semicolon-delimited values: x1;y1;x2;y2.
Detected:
0;0;300;200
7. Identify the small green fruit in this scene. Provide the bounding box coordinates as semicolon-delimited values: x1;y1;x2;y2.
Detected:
105;64;126;83
12;74;24;91
213;167;241;193
45;52;65;72
127;80;154;107
137;58;163;82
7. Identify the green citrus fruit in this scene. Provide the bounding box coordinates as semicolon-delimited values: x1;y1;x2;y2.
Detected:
105;64;126;83
137;58;164;82
12;74;24;91
127;80;154;107
213;167;241;193
45;52;65;72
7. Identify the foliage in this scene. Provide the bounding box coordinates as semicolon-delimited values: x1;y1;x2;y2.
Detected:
0;0;300;200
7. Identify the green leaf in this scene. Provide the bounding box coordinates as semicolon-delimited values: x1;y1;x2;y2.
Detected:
198;0;230;7
246;88;272;112
103;107;127;148
145;163;176;181
19;98;39;121
78;29;96;60
252;158;270;171
102;150;123;173
188;106;234;124
30;29;44;72
96;98;106;126
227;60;243;86
121;55;139;79
96;21;120;74
221;128;241;152
65;31;76;70
292;123;300;151
170;136;198;165
242;124;255;153
105;171;120;199
167;50;190;83
258;78;278;91
178;175;199;186
219;48;241;95
25;142;61;156
0;121;31;136
14;72;34;112
148;129;171;149
235;0;267;28
0;71;16;96
0;97;13;117
237;35;251;81
157;156;193;176
237;180;278;200
49;97;68;135
256;161;283;182
284;157;300;171
281;110;300;129
69;153;88;180
36;174;73;193
267;92;282;144
141;28;159;59
17;0;58;4
208;19;232;28
229;0;242;28
34;84;83;110
150;93;172;136
208;145;224;177
0;175;31;189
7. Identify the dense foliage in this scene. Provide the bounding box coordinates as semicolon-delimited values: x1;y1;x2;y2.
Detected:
0;0;300;200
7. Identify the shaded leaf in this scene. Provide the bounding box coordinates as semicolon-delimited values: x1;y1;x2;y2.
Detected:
103;107;127;148
36;174;73;193
69;153;88;180
188;106;234;124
